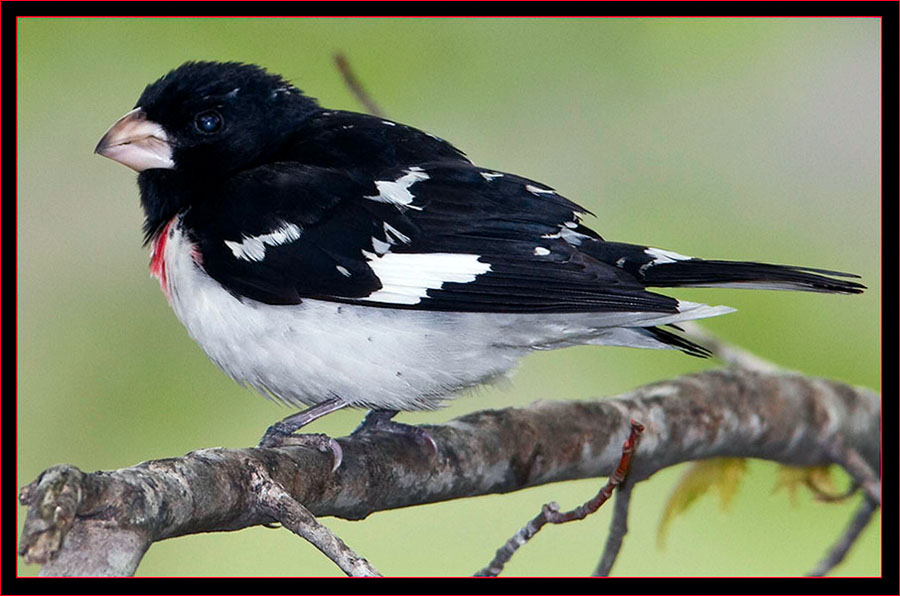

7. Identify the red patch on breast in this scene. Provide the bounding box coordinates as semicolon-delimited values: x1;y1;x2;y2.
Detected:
150;219;175;298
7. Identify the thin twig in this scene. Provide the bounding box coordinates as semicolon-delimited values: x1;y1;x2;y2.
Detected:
807;496;879;577
807;480;860;503
334;52;385;118
248;459;381;577
592;478;635;576
475;420;644;577
826;441;881;506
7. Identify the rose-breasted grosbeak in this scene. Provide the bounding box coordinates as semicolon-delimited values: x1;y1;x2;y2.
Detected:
95;61;864;458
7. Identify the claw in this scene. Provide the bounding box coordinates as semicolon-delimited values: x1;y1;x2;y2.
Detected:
327;438;344;472
258;431;344;472
352;409;439;459
420;431;439;458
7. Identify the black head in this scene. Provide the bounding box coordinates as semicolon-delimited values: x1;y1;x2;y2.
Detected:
135;62;318;174
95;61;320;239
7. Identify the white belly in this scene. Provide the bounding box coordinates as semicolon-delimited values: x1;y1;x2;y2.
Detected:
161;222;527;409
158;220;733;410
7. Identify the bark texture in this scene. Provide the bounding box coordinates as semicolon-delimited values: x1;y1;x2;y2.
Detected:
18;368;880;576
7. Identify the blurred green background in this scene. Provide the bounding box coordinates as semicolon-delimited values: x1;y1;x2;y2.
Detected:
17;18;880;576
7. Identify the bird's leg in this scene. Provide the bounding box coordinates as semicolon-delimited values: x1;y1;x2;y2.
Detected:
352;409;438;456
259;398;348;470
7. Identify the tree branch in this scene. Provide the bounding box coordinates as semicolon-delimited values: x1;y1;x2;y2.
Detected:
18;368;880;576
679;321;779;373
246;459;381;577
592;477;635;576
807;496;880;577
475;420;644;576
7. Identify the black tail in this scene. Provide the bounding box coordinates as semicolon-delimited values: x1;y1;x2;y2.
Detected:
643;326;712;358
585;241;866;294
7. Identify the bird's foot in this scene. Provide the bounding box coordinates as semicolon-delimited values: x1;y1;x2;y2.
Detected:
257;398;349;471
258;426;344;472
351;409;438;457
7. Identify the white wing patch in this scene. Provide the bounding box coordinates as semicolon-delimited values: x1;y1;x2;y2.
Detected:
224;222;302;262
365;167;429;210
363;252;492;305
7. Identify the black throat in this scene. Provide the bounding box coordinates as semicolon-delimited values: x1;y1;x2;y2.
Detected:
137;170;201;245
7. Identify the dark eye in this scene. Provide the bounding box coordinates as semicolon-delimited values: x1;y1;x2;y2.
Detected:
194;110;223;133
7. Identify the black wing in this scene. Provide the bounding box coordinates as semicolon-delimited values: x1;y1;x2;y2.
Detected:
184;160;681;314
285;110;470;172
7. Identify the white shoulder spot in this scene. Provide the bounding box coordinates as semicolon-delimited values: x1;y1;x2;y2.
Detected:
541;226;588;246
480;172;504;181
381;120;397;126
224;222;302;262
526;184;556;196
270;86;295;100
336;265;352;277
363;252;491;305
533;246;551;256
365;167;429;210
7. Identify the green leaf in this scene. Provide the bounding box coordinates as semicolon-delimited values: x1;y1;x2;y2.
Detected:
657;458;747;548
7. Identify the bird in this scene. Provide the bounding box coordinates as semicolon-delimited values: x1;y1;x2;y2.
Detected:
95;61;864;463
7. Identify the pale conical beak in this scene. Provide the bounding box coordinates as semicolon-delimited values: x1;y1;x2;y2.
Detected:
95;108;174;172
